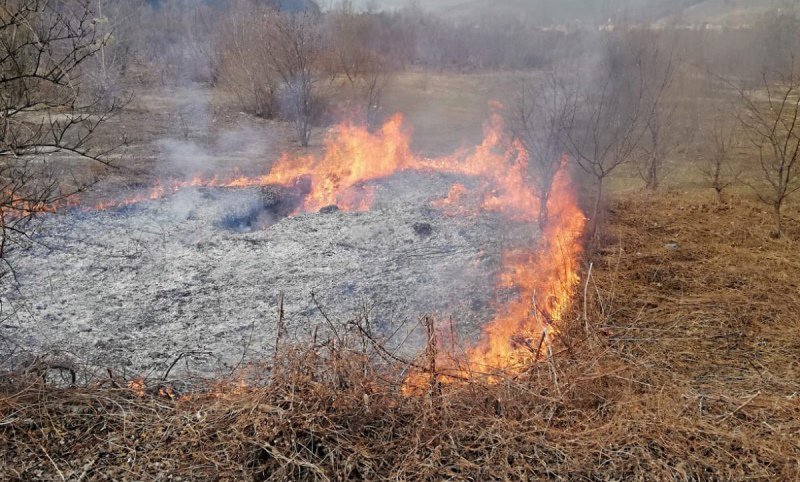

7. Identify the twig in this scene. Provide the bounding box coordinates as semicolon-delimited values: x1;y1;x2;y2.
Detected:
719;391;761;422
162;351;213;381
349;318;469;382
534;329;548;361
275;291;285;362
547;344;560;397
584;261;593;334
38;444;65;481
423;316;439;395
311;292;341;343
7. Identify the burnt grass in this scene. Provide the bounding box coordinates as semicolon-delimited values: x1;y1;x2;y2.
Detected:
1;192;799;480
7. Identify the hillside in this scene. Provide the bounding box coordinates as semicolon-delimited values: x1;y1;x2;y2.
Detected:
669;0;786;25
354;0;784;25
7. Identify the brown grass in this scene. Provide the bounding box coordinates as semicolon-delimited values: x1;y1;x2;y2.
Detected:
2;192;799;480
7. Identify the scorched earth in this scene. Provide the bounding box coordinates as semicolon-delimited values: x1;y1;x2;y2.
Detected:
1;172;524;378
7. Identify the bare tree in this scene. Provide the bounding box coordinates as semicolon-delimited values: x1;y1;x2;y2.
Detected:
87;0;144;100
638;42;679;191
699;108;740;204
184;4;221;85
736;68;800;238
506;74;571;229
328;1;393;129
563;33;652;239
756;9;800;81
265;10;327;147
137;0;219;86
218;5;331;144
218;1;280;118
360;54;392;130
0;0;121;269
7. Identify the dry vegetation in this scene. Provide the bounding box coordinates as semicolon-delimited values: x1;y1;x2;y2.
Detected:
3;1;800;479
2;193;798;480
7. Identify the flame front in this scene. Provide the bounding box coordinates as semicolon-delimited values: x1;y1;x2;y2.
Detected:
27;110;585;380
271;112;585;375
243;112;584;377
466;160;585;373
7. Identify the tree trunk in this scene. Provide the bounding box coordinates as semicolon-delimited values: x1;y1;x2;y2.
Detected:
300;116;311;147
298;80;313;147
646;154;659;191
591;177;604;241
538;192;549;231
771;201;783;239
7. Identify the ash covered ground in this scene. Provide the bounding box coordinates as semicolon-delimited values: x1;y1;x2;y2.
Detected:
1;171;538;378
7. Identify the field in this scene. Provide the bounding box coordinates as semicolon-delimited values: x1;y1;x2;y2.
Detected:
6;0;800;479
2;193;798;479
3;61;800;480
0;62;800;480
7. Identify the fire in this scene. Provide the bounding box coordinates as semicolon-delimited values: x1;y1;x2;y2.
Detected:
25;109;585;383
466;160;585;373
127;377;146;397
206;377;250;400
435;183;467;207
431;183;468;216
252;111;585;379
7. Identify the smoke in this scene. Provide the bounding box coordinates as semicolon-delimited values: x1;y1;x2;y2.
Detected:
155;84;278;180
347;0;712;23
157;139;214;177
166;187;203;222
152;83;280;231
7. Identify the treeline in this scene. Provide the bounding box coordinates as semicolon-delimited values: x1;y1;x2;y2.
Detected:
97;0;580;82
115;3;799;67
97;1;800;93
93;0;583;143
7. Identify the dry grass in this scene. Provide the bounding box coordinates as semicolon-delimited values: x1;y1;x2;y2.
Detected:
381;71;525;156
2;192;799;480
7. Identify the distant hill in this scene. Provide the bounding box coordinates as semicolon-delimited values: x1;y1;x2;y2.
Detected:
352;0;788;25
352;0;697;23
661;0;789;25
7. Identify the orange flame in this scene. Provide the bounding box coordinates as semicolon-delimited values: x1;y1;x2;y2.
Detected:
262;112;585;381
25;110;585;384
431;183;469;216
466;159;585;373
127;377;146;397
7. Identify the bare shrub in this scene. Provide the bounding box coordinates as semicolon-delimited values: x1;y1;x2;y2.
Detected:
0;0;121;271
85;0;146;102
505;73;571;229
218;4;329;146
700;107;740;204
267;10;328;147
217;1;281;118
327;1;394;129
736;68;800;238
135;0;220;85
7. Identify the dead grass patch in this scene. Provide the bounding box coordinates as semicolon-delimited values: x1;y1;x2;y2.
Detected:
1;193;799;480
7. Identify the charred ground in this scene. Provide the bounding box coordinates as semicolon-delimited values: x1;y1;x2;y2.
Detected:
2;194;798;480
